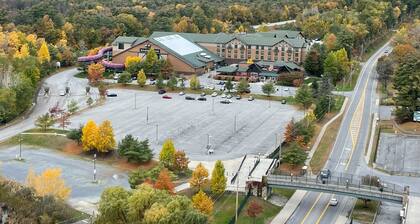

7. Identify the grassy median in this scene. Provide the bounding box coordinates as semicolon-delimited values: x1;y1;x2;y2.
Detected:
351;199;380;224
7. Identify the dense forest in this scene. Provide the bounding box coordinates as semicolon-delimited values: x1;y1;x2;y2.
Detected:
0;0;418;124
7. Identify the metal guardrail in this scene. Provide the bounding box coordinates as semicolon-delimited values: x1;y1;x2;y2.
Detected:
267;174;406;204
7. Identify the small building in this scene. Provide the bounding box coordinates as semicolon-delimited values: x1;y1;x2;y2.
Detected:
216;60;302;82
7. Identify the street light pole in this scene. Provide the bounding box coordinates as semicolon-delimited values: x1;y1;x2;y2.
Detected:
235;175;239;223
155;124;159;142
18;133;22;160
146;106;149;124
134;93;137;109
212;98;215;114
234;114;237;133
93;153;97;183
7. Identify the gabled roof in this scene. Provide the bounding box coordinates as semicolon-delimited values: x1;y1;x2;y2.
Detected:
112;36;147;45
149;31;307;48
256;60;301;70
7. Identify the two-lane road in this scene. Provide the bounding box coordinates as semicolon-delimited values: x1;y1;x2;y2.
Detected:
286;42;392;224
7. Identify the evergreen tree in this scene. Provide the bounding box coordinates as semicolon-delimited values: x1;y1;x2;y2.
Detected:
118;135;153;163
295;84;313;113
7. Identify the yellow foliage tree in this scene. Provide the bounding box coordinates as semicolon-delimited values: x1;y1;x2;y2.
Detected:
124;55;142;68
26;34;37;45
81;119;99;151
137;69;146;86
192;190;213;215
189;163;209;189
87;63;105;83
8;31;22;49
37;41;51;63
96;120;116;152
26;168;71;200
14;43;30;59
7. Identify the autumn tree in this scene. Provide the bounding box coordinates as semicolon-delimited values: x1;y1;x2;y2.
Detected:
37;41;51;63
81;119;99;151
247;200;263;224
324;33;337;52
159;139;176;168
14;43;30;59
97;120;116;152
189;163;209;190
192;190;213;216
189;75;200;90
87;63;105;84
211;160;226;194
284;119;296;143
144;48;158;74
137;69;147;87
154;168;175;194
98;186;130;224
173;150;190;173
125;56;142;74
26;168;71;200
35;113;55;131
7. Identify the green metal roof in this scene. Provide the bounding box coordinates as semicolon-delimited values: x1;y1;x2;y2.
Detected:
150;31;307;47
112;36;146;45
216;66;238;73
256;60;301;70
259;72;279;77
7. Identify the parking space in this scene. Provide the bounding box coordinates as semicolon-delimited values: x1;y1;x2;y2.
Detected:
69;89;303;161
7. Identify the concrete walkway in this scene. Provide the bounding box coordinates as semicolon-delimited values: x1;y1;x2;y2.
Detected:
270;190;306;224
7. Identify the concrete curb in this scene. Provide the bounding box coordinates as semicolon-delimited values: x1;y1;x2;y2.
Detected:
270;190;306;224
306;97;349;169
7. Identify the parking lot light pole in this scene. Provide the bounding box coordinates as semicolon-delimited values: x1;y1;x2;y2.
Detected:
17;133;23;161
212;98;215;114
146;106;149;124
234;115;237;133
155;124;159;142
134;93;137;109
93;153;97;183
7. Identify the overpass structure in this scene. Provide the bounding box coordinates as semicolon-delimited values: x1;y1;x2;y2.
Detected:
267;173;408;204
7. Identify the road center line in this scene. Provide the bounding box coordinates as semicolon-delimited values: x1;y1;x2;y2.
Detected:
315;196;331;224
300;193;323;224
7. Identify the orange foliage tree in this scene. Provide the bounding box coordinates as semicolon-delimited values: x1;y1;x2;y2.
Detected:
26;168;71;200
154;168;175;194
192;190;213;215
87;63;105;84
284;119;296;143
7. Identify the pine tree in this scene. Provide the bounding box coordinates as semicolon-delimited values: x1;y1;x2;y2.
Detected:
159;139;176;168
137;69;147;87
211;160;227;194
192;190;213;216
154;168;175;194
37;41;51;63
81;119;99;151
189;163;209;189
97;120;116;152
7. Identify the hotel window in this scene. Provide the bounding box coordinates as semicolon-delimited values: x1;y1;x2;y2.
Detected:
281;56;285;61
260;55;264;60
281;52;284;56
228;49;232;53
235;45;238;48
274;55;278;61
234;53;237;58
234;49;238;54
118;43;124;49
281;46;285;51
256;46;259;50
295;53;299;58
268;55;272;61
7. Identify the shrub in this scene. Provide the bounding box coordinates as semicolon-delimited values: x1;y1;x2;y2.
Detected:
118;71;132;83
277;72;304;86
128;165;176;189
118;135;153;163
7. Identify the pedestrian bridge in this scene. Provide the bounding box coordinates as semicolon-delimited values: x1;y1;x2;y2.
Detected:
267;173;408;204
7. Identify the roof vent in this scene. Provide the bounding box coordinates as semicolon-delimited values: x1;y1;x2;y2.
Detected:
200;52;207;56
274;34;277;38
205;55;211;59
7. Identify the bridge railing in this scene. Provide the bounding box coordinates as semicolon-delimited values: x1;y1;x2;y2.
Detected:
267;173;405;198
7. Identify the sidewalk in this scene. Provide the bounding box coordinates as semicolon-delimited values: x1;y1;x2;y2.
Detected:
270;190;306;224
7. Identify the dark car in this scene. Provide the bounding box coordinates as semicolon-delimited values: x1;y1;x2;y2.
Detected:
162;95;172;99
245;89;251;93
319;169;331;180
281;99;286;104
220;99;232;104
197;97;207;101
158;89;166;94
235;95;241;100
106;92;117;97
185;96;195;100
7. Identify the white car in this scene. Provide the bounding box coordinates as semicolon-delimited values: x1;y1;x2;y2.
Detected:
329;197;338;206
211;92;218;97
179;91;185;96
284;87;289;92
59;90;66;96
221;94;226;98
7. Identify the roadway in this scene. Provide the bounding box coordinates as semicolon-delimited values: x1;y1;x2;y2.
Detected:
0;68;97;142
286;42;393;224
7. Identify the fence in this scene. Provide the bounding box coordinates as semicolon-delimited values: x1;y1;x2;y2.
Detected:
228;193;251;224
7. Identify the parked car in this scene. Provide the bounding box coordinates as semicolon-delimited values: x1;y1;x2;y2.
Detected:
185;96;195;100
59;90;66;96
284;87;289;92
197;97;207;101
245;89;251;93
220;99;233;104
218;81;225;85
106;91;117;97
281;99;286;104
248;96;254;101
179;91;185;96
208;85;215;90
158;89;166;94
221;94;226;98
226;94;232;99
329;197;338;206
113;74;119;80
211;92;218;97
235;95;241;100
200;92;206;97
131;75;137;81
149;81;156;85
162;95;172;99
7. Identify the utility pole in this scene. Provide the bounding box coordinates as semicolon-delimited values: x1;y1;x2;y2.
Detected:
155;124;159;142
134;93;137;109
212;98;215;114
235;175;239;223
18;133;23;161
234;114;237;132
328;95;332;113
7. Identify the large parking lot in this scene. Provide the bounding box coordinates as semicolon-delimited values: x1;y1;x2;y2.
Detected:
69;89;303;161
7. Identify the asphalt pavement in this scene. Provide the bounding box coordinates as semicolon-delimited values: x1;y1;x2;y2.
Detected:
286;43;396;224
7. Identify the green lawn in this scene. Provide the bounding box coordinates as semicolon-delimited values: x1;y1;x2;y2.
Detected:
335;64;361;91
212;194;281;224
272;188;295;199
351;199;380;224
0;129;72;150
